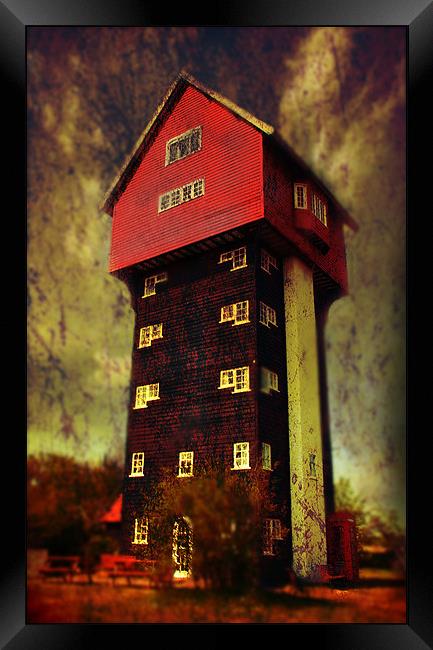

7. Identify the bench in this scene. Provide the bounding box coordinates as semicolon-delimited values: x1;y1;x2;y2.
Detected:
39;556;81;582
106;558;156;586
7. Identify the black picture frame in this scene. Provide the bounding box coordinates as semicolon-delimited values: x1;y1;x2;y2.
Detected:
9;0;431;647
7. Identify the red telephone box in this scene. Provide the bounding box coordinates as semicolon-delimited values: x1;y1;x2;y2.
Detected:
326;511;359;582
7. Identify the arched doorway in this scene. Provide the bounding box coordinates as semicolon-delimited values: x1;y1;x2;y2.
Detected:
172;516;193;578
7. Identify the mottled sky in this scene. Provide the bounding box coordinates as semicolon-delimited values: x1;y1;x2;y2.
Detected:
27;26;406;524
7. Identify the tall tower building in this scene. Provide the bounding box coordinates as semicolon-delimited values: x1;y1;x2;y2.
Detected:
101;72;357;582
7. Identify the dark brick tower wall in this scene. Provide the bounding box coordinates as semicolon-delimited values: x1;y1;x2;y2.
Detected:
119;229;292;573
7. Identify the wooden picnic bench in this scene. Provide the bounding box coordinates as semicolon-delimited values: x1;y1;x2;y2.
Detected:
39;555;81;582
106;557;157;586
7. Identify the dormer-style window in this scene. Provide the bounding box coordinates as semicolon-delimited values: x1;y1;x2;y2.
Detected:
220;301;249;326
232;442;250;470
142;272;167;298
133;516;149;544
134;383;160;409
129;452;144;477
259;302;277;328
218;366;250;394
165;127;202;166
261;368;279;394
312;193;327;226
219;246;247;271
294;183;307;209
158;178;205;213
262;443;272;471
139;323;163;348
178;451;194;477
260;249;278;274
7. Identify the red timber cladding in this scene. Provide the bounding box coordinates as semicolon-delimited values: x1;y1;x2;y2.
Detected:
109;85;264;273
123;240;260;546
263;142;349;294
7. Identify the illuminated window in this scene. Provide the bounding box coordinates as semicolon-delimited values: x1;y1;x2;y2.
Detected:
133;516;149;544
262;443;272;471
142;272;167;298
263;518;282;555
219;366;250;394
261;368;279;394
129;452;144;477
259;302;277;328
139;323;163;348
311;193;328;226
294;183;307;209
219;246;247;271
165;127;202;165
220;301;249;326
232;442;250;470
158;178;205;212
134;383;160;409
178;451;194;477
172;517;193;577
309;453;317;478
260;249;278;274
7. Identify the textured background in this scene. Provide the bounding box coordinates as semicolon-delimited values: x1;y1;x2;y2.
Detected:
27;26;405;524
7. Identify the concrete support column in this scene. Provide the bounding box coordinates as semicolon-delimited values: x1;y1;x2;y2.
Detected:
283;257;327;580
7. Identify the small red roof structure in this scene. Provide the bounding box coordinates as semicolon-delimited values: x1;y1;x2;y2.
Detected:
99;494;122;523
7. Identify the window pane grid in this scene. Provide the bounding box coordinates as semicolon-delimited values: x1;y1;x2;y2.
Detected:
139;323;163;348
294;183;307;209
219;367;249;393
178;451;194;477
220;301;249;325
130;452;144;476
233;442;250;469
134;383;160;409
143;273;167;298
260;249;278;274
159;179;205;213
165;127;202;165
262;443;271;470
219;247;247;271
133;517;149;544
259;302;277;327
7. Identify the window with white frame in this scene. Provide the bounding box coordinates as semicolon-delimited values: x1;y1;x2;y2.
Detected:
311;193;328;226
262;443;272;471
263;518;282;555
219;246;247;271
261;368;279;394
132;516;149;544
142;272;167;298
178;451;194;477
232;442;250;470
129;452;144;477
309;453;317;478
259;302;277;328
139;323;163;348
158;178;205;212
294;183;307;209
220;301;249;326
134;383;160;409
218;366;250;394
165;127;202;166
260;249;278;274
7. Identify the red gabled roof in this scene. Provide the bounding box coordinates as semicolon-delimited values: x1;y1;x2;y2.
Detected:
101;71;357;232
99;494;122;523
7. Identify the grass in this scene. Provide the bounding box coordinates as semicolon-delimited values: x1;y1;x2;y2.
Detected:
27;570;406;624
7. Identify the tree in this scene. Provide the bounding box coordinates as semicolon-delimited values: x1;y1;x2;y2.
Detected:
27;454;123;555
146;462;282;591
